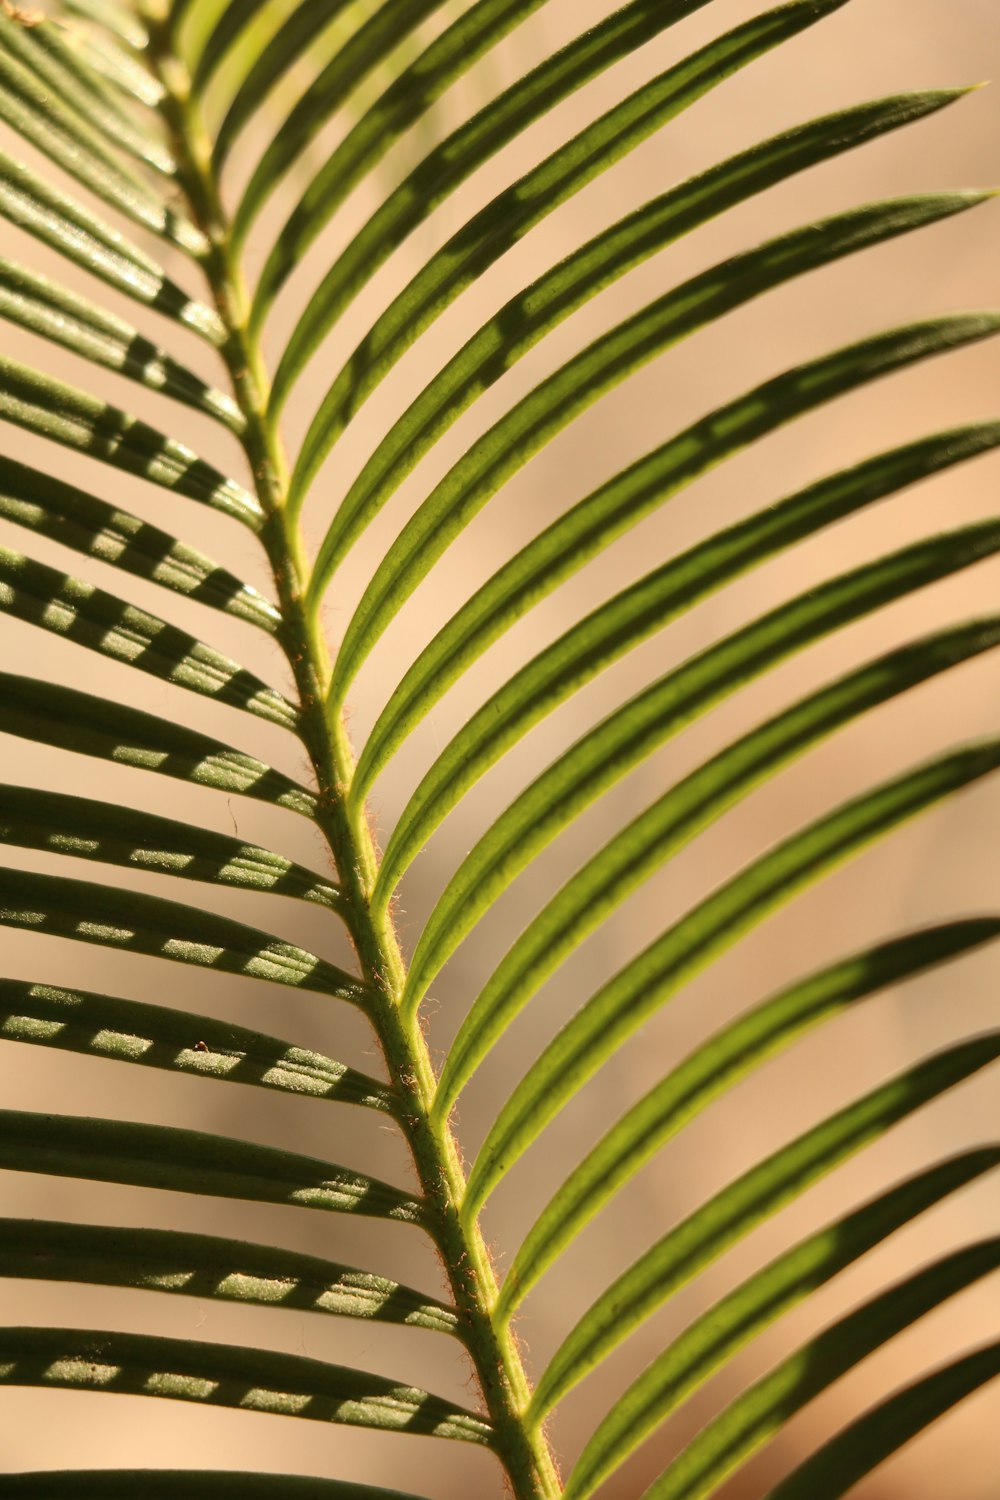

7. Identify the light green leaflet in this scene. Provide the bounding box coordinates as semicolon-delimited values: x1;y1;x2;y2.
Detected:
0;674;316;814
320;193;988;691
405;517;1000;1019
0;867;363;999
0;150;222;340
435;613;1000;1126
467;738;1000;1215
0;457;281;633
0;257;241;428
265;0;719;406
291;0;859;522
769;1341;1000;1500
0;979;393;1109
642;1237;1000;1500
0;1217;457;1330
0;786;341;909
566;1147;1000;1498
0;357;259;527
0;1110;421;1221
231;0;455;251
528;1034;1000;1421
0;548;295;725
252;0;557;327
0;22;202;253
0;14;176;174
499;921;1000;1320
212;0;356;167
0;1328;490;1442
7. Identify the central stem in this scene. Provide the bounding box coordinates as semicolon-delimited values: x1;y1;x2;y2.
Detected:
145;11;561;1496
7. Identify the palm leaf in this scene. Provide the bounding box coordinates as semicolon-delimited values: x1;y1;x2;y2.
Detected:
0;0;997;1495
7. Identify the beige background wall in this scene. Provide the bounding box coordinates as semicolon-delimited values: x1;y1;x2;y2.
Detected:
1;1;999;1494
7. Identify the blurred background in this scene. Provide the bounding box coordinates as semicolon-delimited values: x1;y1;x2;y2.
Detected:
1;0;999;1494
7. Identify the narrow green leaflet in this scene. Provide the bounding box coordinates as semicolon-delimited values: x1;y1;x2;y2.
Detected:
566;1149;1000;1498
266;0;718;402
0;1218;457;1332
0;675;316;814
0;868;363;999
0;257;242;430
0;358;259;528
77;24;165;108
361;360;1000;810
0;979;393;1110
0;457;281;633
0;1475;427;1499
292;0;860;518
527;1035;1000;1421
0;1111;421;1222
231;0;453;251
642;1239;1000;1500
769;1342;1000;1500
60;0;148;50
321;193;987;689
402;517;1000;1014
499;921;1000;1318
0;150;222;341
0;787;341;909
191;0;275;90
213;0;401;169
0;22;202;253
0;548;295;727
0;1476;427;1499
468;740;1000;1217
16;16;176;175
253;0;553;325
0;1328;491;1441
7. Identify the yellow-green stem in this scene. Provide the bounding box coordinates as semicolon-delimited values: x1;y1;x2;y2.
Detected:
143;10;561;1496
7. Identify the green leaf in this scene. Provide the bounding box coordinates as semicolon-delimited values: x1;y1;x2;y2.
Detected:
0;548;296;726
0;674;316;814
213;0;398;169
0;1111;423;1223
0;257;242;429
769;1341;1000;1500
191;0;274;91
294;0;861;525
403;518;1000;1016
0;786;340;909
3;14;176;175
0;1476;427;1499
566;1148;1000;1499
252;0;559;326
0;868;363;1000
642;1239;1000;1500
527;1035;1000;1422
0;978;394;1110
0;357;260;527
353;307;1000;818
265;0;717;402
232;0;455;252
321;193;989;689
499;921;1000;1321
0;1475;427;1499
0;456;281;633
0;1327;491;1442
0;1218;458;1332
468;739;1000;1219
0;21;202;253
0;149;222;341
60;0;148;50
